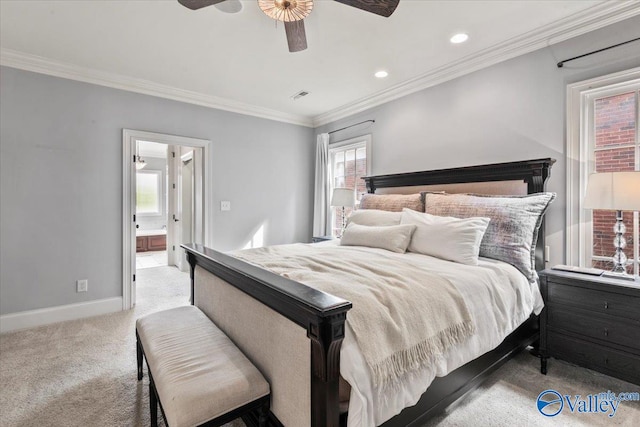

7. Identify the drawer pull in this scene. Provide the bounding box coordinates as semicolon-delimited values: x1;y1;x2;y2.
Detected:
604;328;609;337
604;302;608;309
604;357;609;365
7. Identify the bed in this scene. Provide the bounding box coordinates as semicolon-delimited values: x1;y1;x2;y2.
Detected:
182;158;555;427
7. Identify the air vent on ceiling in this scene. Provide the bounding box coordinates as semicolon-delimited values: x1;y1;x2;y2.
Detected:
291;90;310;101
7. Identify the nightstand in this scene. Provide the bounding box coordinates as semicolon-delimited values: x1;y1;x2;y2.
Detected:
312;235;334;243
539;269;640;385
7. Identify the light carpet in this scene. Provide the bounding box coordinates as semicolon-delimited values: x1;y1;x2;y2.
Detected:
1;266;638;426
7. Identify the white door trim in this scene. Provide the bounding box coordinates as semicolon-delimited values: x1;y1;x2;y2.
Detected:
122;129;212;311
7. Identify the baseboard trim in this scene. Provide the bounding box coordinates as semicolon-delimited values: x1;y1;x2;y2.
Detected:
0;297;123;333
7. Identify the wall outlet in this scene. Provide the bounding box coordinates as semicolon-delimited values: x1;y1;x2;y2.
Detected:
77;279;88;293
545;246;550;263
220;201;231;211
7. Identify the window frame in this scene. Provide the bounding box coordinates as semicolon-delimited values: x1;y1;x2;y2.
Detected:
328;134;372;236
566;68;640;275
136;169;164;217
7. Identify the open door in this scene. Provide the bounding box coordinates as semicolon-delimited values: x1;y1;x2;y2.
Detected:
168;145;204;272
180;149;195;272
167;145;181;269
123;129;210;310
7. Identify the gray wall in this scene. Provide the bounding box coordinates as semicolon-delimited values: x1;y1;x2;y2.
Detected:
316;16;640;268
0;67;314;314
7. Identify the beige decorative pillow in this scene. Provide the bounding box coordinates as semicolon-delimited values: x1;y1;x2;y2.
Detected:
400;208;490;265
424;192;556;280
347;209;402;227
359;193;423;212
340;223;417;253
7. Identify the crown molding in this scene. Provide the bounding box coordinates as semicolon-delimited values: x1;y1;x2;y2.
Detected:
0;48;314;128
312;1;640;127
2;2;638;130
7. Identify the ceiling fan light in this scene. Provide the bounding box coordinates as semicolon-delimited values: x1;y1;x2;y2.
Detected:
258;0;313;22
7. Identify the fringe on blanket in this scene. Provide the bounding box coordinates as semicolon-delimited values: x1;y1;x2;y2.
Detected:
371;320;476;389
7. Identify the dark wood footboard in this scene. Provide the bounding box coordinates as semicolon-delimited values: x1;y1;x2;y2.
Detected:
184;244;351;427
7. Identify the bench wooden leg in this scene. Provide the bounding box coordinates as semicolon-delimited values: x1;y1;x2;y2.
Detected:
136;331;143;381
258;398;269;427
149;373;158;427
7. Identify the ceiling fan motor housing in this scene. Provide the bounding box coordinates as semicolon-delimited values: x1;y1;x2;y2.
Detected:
258;0;314;22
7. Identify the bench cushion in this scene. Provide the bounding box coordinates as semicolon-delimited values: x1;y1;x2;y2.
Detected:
136;306;269;427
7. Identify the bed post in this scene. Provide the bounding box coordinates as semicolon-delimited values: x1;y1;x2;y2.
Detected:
309;312;347;427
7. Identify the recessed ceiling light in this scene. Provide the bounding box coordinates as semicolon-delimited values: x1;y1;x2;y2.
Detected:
450;33;469;44
375;70;389;79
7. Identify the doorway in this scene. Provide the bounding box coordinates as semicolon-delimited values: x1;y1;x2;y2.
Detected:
123;130;211;310
135;141;169;270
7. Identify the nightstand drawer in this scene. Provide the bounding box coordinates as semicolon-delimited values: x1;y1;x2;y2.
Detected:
548;284;640;321
548;333;640;385
547;306;640;351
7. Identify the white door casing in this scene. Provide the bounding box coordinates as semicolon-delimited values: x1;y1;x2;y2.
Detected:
122;129;211;310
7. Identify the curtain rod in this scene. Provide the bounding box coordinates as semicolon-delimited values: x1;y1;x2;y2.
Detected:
328;119;375;135
557;37;640;68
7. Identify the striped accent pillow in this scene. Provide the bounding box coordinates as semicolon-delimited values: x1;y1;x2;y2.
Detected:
424;192;555;280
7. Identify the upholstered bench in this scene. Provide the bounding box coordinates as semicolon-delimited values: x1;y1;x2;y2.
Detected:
136;305;270;427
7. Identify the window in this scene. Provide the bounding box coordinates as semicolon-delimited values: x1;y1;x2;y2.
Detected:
591;90;639;274
328;135;371;236
568;70;640;276
136;170;163;216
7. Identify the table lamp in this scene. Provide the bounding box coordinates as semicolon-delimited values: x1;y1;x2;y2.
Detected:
583;171;640;279
331;188;355;237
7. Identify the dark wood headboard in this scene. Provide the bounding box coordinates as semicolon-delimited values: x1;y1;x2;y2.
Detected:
362;158;556;272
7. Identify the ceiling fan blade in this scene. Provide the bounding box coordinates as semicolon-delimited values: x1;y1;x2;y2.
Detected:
334;0;399;17
177;0;227;10
285;20;307;53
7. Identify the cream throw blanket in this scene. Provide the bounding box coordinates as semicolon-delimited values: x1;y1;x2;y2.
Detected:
233;244;475;388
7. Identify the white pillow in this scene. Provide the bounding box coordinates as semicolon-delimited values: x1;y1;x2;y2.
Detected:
347;209;402;227
400;208;490;265
340;223;417;253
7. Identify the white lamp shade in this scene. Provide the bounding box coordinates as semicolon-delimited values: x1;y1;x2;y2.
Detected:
331;188;355;207
583;171;640;211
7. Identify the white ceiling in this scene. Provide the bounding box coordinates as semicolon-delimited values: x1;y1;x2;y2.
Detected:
1;1;638;127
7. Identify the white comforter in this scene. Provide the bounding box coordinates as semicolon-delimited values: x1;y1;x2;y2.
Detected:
309;241;545;427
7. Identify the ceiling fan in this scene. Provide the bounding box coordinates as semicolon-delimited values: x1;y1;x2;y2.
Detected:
177;0;400;53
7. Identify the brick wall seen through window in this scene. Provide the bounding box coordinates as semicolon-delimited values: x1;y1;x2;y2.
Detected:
592;91;639;273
